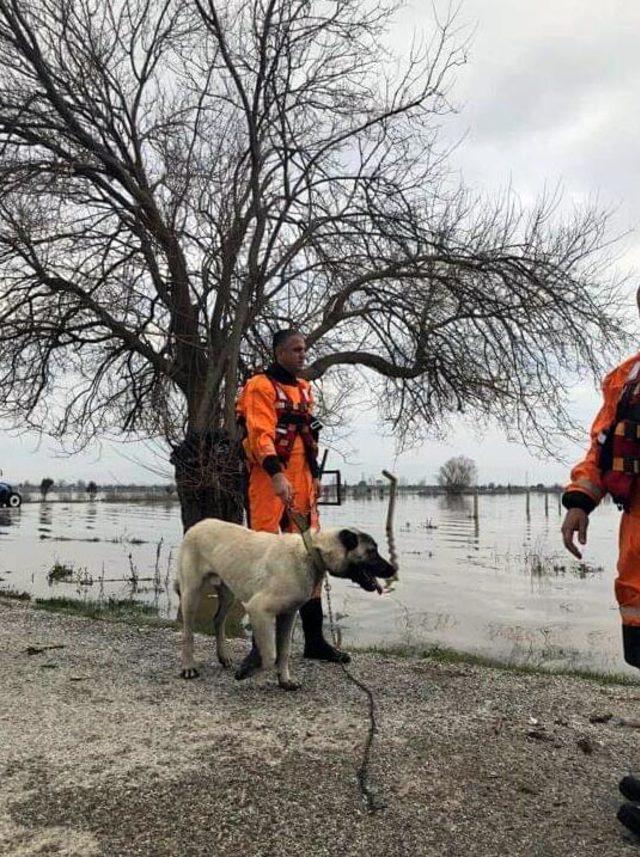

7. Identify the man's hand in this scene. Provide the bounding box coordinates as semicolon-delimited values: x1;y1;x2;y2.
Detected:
272;472;293;505
561;508;589;559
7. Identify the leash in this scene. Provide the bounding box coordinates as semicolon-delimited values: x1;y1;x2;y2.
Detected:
322;575;387;813
288;507;387;814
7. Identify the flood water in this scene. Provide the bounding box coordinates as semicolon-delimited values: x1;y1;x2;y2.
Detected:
0;493;631;676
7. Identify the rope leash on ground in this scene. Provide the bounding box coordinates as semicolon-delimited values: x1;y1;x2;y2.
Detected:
288;507;386;812
322;575;387;813
288;469;399;814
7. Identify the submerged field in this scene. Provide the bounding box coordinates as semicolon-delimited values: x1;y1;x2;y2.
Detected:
0;493;629;676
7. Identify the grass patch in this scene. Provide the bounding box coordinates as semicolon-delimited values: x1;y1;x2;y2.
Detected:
0;587;31;601
33;596;174;628
27;592;245;638
9;593;636;688
351;642;640;687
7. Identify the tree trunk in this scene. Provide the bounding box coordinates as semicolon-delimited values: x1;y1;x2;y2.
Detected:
171;429;244;532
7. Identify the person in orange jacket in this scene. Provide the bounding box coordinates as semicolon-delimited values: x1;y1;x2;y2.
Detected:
561;313;640;833
235;328;350;675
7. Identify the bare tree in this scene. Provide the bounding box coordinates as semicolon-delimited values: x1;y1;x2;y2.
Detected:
437;456;476;494
39;477;54;500
0;0;627;529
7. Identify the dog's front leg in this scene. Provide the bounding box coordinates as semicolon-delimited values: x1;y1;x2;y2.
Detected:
276;610;299;691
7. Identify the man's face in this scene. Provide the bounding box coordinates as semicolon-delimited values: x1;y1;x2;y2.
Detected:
276;334;306;374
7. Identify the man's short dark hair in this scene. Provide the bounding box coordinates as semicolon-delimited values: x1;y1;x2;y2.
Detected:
272;328;302;354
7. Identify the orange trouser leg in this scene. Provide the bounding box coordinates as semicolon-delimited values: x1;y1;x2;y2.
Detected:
246;466;284;533
246;454;322;597
246;452;319;534
616;510;640;626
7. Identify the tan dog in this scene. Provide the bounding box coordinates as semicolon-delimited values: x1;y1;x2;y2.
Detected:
175;518;395;690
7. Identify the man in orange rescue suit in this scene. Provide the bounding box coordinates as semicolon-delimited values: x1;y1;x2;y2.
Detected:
561;294;640;835
235;328;350;673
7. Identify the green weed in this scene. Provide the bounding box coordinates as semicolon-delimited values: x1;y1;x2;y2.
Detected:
0;587;31;601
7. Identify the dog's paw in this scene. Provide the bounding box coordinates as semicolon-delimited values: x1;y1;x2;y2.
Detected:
278;679;301;692
235;647;261;680
218;654;233;670
234;666;252;681
180;667;200;680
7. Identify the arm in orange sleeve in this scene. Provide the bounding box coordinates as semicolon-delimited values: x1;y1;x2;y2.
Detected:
563;364;628;512
243;377;281;472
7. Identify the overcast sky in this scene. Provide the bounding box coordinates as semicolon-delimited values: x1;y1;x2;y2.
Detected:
2;0;640;487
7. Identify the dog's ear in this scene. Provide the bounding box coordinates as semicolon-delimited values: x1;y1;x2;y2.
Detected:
338;529;359;552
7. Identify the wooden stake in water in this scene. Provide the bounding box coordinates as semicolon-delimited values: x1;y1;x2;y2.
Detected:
382;470;399;581
558;492;562;515
526;488;530;519
544;492;549;517
473;488;479;521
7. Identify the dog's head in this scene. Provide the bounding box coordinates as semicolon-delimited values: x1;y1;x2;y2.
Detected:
315;528;396;593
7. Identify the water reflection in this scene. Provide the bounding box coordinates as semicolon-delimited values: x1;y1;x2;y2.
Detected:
0;508;14;532
85;503;97;530
38;502;52;537
438;494;471;514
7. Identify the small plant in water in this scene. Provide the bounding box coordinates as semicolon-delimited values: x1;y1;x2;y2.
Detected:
525;550;548;577
47;561;74;582
575;562;605;579
522;543;605;580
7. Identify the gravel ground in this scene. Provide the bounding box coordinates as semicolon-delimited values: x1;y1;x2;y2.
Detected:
3;597;640;856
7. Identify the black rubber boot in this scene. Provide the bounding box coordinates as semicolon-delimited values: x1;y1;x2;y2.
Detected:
299;597;351;664
623;626;640;668
235;635;262;680
620;775;640;803
618;802;640;836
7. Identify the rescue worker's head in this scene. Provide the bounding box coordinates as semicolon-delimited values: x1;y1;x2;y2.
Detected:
273;329;306;375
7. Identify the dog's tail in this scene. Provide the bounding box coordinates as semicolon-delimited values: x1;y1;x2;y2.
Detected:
174;579;183;623
174;539;196;624
173;571;182;623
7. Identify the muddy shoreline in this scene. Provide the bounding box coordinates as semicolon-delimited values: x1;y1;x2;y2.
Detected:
2;597;640;856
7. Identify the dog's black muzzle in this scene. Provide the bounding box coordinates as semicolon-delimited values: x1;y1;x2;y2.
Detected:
345;557;395;593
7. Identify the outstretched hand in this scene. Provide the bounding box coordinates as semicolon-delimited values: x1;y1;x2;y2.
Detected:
561;508;589;559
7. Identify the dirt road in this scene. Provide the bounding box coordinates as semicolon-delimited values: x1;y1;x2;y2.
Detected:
2;597;640;856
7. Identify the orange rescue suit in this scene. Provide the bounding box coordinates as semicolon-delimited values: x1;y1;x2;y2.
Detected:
564;353;640;627
236;371;319;533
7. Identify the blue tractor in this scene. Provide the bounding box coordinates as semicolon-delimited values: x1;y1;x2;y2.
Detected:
0;482;21;508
